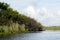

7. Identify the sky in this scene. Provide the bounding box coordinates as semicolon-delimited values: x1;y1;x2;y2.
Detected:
0;0;60;26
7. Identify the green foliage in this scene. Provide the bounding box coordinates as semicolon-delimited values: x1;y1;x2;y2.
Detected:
0;2;43;34
44;26;60;30
0;2;9;10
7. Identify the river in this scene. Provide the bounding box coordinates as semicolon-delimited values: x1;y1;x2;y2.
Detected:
0;31;60;40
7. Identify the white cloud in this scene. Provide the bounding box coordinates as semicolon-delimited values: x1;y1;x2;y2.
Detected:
0;0;60;26
24;6;39;19
23;5;60;26
56;10;60;16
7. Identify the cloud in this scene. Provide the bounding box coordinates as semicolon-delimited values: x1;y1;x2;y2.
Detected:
1;0;60;26
24;6;53;20
24;6;39;19
23;5;60;26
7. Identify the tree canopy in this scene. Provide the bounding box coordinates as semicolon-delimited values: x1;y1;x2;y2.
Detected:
0;2;43;33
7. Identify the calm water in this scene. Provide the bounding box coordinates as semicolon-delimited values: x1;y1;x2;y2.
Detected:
0;31;60;40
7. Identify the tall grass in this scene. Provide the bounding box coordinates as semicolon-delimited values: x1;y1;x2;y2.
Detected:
0;22;26;35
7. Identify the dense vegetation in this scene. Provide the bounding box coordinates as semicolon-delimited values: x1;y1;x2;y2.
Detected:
0;2;43;34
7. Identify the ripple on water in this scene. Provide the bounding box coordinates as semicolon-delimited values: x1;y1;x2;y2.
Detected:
0;31;60;40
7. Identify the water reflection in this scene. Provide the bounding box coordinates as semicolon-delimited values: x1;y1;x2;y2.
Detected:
0;31;60;40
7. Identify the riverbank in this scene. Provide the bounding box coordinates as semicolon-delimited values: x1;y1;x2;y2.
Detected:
0;25;28;35
43;26;60;30
0;2;43;35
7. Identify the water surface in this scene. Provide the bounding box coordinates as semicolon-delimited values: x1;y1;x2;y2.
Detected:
0;31;60;40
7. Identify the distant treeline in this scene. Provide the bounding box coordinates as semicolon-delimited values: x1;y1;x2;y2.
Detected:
43;26;60;30
0;2;43;34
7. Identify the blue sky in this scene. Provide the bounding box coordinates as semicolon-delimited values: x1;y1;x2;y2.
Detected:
0;0;60;26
